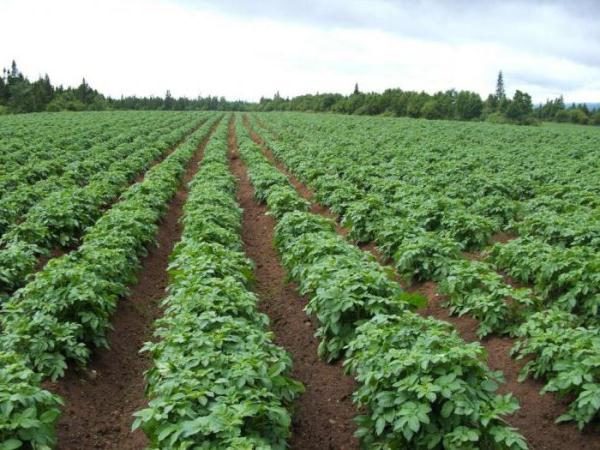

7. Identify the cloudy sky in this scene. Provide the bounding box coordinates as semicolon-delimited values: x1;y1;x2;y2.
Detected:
1;0;598;103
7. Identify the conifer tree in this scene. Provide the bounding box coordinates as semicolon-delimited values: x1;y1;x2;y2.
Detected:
495;71;506;101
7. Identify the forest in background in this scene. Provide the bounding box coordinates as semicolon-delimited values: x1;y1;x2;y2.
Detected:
1;61;598;126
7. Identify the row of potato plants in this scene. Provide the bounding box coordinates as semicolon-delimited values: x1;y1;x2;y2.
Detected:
490;240;600;429
0;350;62;449
0;112;163;196
133;117;303;449
253;114;599;315
252;112;598;254
511;208;599;251
511;310;600;429
0;113;194;239
0;113;109;193
490;238;599;321
250;116;533;336
236;119;527;449
0;115;221;449
0;114;209;296
264;131;600;427
250;114;600;427
366;214;599;427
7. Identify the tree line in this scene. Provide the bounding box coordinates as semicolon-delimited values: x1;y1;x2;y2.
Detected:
1;62;598;126
0;61;250;114
257;73;599;126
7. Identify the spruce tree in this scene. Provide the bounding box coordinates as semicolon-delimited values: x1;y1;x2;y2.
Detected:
10;60;19;79
495;71;506;101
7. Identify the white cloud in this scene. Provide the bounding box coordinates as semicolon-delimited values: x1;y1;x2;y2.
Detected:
0;0;598;102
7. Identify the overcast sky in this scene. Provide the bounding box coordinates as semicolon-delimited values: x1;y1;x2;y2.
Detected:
1;0;598;103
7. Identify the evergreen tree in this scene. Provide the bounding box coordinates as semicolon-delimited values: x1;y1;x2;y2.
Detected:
31;75;54;111
164;89;174;110
495;71;506;101
353;83;360;95
9;60;20;79
76;78;96;104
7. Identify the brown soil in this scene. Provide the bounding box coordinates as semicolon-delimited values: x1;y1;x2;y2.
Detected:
35;247;66;272
492;231;518;243
421;293;600;449
243;116;348;238
463;250;486;261
132;117;207;184
45;118;221;450
230;117;359;450
415;282;480;341
244;117;600;450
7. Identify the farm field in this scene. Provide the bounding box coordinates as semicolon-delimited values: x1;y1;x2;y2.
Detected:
0;111;599;450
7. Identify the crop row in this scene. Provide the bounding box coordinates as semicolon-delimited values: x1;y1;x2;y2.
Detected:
250;116;533;333
236;119;527;449
0;350;62;449
0;112;174;196
250;113;600;427
252;115;598;310
0;113;197;238
0;113;114;192
0;115;221;449
133;117;303;449
0;114;209;296
251;113;599;253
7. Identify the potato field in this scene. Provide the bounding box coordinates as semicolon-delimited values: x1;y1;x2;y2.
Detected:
0;111;599;450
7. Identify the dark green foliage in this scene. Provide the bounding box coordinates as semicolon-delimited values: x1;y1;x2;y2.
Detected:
133;117;302;448
505;91;534;124
345;314;527;450
456;90;484;120
2;60;595;126
512;310;600;428
0;116;221;379
0;61;252;113
235;118;526;447
0;351;63;450
258;87;487;123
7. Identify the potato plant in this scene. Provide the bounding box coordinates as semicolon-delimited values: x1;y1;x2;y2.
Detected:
0;116;222;379
0;114;210;295
236;119;527;448
134;118;302;448
0;351;62;450
250;112;600;429
512;310;600;428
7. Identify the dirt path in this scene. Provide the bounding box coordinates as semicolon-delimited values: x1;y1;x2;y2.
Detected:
244;117;600;450
229;117;359;450
46;118;221;450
